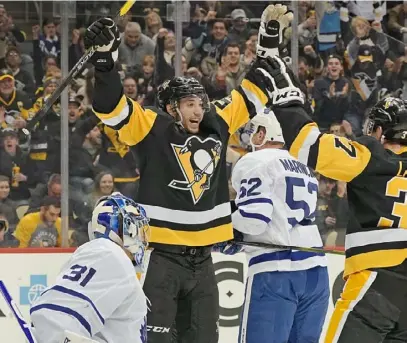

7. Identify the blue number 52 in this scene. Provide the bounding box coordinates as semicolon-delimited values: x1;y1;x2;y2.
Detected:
239;178;262;198
285;176;318;227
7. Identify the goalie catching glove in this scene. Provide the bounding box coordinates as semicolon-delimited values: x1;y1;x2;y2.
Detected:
255;55;304;108
84;17;121;72
257;4;293;60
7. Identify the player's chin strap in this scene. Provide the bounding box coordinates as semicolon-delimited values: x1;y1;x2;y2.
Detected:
232;240;345;256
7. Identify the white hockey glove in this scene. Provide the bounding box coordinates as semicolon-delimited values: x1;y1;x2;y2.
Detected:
257;4;293;60
255;56;304;107
84;18;120;72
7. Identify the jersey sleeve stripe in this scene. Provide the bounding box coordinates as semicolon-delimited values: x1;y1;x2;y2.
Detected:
30;303;92;336
236;198;273;207
240;80;267;115
289;123;320;165
93;94;129;124
41;285;105;325
239;209;271;224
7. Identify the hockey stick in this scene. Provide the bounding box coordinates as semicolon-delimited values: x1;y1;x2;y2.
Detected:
232;240;346;256
0;280;38;343
23;0;136;133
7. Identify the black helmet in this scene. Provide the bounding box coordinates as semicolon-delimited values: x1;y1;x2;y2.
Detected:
364;97;407;144
156;77;209;113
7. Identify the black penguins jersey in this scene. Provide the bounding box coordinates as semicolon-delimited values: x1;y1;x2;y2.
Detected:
93;80;268;246
274;106;407;278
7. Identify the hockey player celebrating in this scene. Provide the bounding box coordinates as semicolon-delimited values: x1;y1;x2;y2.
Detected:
227;112;328;343
30;193;149;343
83;12;291;343
253;4;407;341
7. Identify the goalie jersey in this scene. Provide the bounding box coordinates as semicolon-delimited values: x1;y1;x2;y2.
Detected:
231;148;327;277
30;238;148;343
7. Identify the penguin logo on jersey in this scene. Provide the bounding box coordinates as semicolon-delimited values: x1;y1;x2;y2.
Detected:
169;136;222;204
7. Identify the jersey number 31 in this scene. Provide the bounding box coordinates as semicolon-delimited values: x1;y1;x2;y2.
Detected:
63;265;97;287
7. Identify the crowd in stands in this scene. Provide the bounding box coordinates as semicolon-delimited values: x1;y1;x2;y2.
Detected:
0;0;405;249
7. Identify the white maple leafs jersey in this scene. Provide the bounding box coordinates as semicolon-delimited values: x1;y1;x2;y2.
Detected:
232;148;327;276
30;238;148;343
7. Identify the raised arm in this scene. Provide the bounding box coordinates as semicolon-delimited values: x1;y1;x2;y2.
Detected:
85;18;158;146
255;56;371;182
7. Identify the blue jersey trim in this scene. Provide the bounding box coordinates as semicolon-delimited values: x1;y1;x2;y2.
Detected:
236;198;273;207
249;249;325;267
30;303;92;336
239;209;271;224
41;285;105;324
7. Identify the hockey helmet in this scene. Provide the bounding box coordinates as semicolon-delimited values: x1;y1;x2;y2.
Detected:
157;76;210;113
247;107;285;151
364;97;407;144
89;192;150;271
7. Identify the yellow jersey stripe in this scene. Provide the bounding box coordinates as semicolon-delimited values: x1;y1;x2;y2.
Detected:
149;223;233;246
324;270;376;343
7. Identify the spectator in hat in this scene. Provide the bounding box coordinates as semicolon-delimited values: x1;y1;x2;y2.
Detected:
228;8;251;47
5;46;35;99
32;77;61;116
0;68;32;125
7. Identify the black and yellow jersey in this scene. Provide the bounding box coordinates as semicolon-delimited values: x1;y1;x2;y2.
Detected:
0;89;33;121
93;68;268;246
275;106;407;278
98;125;139;183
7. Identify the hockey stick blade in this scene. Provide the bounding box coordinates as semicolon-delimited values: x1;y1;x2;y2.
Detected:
232;240;345;256
25;0;136;132
0;280;38;343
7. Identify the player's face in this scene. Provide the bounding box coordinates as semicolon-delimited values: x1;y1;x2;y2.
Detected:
179;96;205;134
0;181;10;200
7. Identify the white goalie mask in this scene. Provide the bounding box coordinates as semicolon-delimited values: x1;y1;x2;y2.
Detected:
248;108;285;151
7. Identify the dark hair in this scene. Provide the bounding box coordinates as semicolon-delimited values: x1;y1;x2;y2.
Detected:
42;18;56;28
299;56;309;66
248;29;259;38
123;76;137;83
327;54;343;65
41;196;61;209
211;18;226;29
223;42;241;56
94;171;115;194
0;175;9;183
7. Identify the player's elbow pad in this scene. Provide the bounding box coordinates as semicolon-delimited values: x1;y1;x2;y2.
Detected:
232;211;268;235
